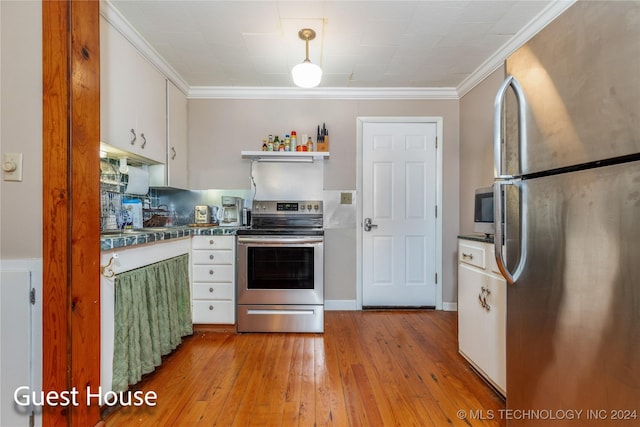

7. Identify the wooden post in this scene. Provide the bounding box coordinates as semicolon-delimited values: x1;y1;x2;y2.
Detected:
42;0;101;425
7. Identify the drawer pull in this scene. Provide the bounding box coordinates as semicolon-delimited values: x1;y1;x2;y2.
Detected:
209;287;214;293
462;252;474;259
209;305;214;311
209;254;214;260
209;269;214;275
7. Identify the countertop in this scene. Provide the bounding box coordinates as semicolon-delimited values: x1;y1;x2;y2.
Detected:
101;226;247;250
458;234;494;244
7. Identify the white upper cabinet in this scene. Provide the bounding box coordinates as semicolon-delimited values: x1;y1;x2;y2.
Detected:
100;16;167;164
149;81;188;188
166;81;188;188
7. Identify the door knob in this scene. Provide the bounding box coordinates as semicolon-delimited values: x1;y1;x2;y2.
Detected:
364;217;378;232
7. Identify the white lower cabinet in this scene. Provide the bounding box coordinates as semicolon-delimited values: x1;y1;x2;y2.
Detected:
191;235;236;324
457;238;506;396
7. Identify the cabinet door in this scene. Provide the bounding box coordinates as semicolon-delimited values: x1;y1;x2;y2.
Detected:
167;81;188;188
134;54;166;163
100;17;166;164
458;263;506;394
100;17;138;151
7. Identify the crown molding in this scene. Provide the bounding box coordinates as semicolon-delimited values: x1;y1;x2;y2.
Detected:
100;0;191;95
188;86;459;100
457;0;576;97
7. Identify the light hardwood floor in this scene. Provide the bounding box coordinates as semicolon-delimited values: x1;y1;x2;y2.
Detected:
103;310;505;426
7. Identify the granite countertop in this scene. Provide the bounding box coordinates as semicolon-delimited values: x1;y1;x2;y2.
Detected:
458;234;494;244
101;226;247;250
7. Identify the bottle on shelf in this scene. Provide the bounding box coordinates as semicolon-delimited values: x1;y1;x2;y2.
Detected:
262;138;268;151
306;136;314;152
267;135;274;151
290;131;297;152
284;134;291;151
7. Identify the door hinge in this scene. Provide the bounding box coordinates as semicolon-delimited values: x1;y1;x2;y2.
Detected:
30;288;36;305
435;205;438;218
435;273;438;284
435;136;438;149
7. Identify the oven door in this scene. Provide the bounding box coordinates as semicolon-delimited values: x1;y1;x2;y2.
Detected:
237;235;324;305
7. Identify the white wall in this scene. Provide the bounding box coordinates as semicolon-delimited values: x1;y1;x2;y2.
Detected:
188;98;461;305
459;66;506;235
0;1;42;260
1;3;43;425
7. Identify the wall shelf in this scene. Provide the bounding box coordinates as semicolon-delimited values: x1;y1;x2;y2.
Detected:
241;151;329;163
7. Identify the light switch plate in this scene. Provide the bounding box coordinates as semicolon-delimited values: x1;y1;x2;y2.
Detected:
3;153;23;182
340;192;352;204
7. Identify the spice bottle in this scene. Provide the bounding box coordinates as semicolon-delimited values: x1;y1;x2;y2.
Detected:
262;138;268;151
290;131;297;152
307;136;314;152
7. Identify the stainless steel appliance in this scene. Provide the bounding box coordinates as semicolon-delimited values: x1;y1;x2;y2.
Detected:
217;196;243;226
237;200;324;333
493;2;639;423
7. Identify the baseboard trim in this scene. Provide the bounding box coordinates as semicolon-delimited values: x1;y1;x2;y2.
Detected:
442;302;458;311
324;300;358;311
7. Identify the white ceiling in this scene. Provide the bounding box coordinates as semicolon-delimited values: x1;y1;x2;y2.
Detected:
105;0;573;97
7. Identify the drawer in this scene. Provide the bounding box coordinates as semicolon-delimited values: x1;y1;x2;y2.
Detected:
192;265;234;282
192;250;233;265
192;235;235;250
192;282;234;300
458;242;486;269
192;300;234;324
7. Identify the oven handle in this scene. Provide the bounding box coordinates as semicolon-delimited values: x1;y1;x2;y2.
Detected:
237;236;323;245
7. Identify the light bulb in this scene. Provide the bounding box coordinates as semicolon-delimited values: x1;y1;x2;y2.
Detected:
292;60;322;88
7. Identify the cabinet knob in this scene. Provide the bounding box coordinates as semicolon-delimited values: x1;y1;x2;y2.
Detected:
209;269;214;275
209;240;214;245
209;254;214;260
209;305;214;311
209;287;214;293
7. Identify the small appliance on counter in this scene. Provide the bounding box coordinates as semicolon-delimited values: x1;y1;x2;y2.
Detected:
194;205;211;224
217;196;243;226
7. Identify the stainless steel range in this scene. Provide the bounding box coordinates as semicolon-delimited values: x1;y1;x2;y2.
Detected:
236;200;324;333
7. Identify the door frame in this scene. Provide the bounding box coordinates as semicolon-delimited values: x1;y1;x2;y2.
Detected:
356;117;443;310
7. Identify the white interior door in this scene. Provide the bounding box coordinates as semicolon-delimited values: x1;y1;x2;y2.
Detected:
361;120;438;307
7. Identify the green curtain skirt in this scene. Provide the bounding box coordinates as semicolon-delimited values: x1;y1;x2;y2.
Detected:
112;253;192;392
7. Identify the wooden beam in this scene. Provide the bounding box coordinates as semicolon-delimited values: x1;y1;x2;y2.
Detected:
43;0;101;425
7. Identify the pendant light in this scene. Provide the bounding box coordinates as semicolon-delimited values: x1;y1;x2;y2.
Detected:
291;28;322;88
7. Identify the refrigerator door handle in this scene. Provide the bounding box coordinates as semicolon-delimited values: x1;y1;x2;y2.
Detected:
494;180;527;285
493;75;527;179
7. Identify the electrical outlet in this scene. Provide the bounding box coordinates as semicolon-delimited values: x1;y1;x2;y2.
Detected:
340;192;352;204
3;153;23;182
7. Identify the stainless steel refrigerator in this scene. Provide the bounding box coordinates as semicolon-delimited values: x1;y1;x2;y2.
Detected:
493;1;639;425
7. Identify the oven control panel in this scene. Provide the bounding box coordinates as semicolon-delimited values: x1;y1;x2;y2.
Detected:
253;200;323;215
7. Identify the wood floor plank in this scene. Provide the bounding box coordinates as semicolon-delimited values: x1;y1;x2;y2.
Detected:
104;311;505;426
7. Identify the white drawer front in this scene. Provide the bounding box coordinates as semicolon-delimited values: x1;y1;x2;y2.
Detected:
192;283;234;300
458;242;486;269
192;265;234;282
192;300;234;324
192;250;233;265
192;235;235;250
